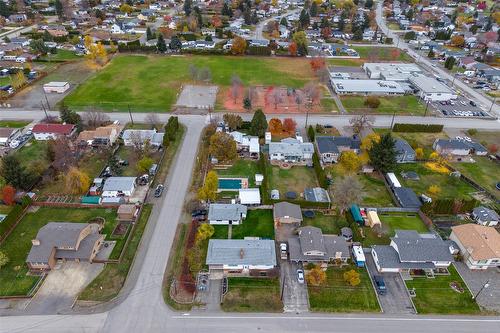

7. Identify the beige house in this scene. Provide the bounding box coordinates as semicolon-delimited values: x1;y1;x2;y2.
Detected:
77;124;123;146
450;224;500;270
273;202;303;224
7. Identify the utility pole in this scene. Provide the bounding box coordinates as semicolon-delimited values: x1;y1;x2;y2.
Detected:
42;89;51;110
40;101;48;119
389;109;396;131
128;104;134;125
488;97;496;113
472;279;490;300
424;99;430;117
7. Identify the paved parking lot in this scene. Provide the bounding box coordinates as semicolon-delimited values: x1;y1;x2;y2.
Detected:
454;262;500;313
431;96;489;118
281;260;309;313
365;252;415;314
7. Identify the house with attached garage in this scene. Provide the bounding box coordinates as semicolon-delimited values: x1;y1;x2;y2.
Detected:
288;226;350;265
206;239;277;277
273;202;303;225
315;135;361;164
268;138;314;164
122;129;164;147
230;131;260;156
450;224;500;270
471;206;499;227
394;139;416;163
101;177;136;197
371;230;454;273
208;203;248;225
32;123;76;141
432;138;488;156
77;124;123;146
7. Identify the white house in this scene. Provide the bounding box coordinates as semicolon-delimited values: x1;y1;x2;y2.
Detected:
208;204;248;225
269;138;314;163
472;206;499;227
101;177;136;197
238;188;261;205
450;224;500;270
122;129;164;147
230;131;260;155
32;123;76;141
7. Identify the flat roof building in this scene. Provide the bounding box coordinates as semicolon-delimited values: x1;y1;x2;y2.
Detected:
409;74;457;101
331;79;405;95
363;62;422;81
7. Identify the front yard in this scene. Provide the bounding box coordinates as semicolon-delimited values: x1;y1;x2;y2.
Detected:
212;209;274;240
341;95;426;115
222;277;283;312
451;157;500;200
268;166;319;196
0;207;118;296
405;265;481;314
308;265;380;312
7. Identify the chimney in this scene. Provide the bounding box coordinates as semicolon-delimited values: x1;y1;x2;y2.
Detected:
239;249;244;259
32;239;40;246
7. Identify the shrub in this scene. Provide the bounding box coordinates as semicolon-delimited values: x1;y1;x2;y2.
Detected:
392;123;443;133
364;96;381;109
313;152;328;188
466;128;477;136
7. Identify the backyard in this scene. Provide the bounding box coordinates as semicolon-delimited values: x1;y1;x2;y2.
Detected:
353;46;414;62
340;95;426;115
405;265;481;314
308;265;380;312
268;166;319;196
217;159;260;187
0;207;118;296
222;277;283;312
302;211;348;235
361;213;429;246
375;129;449;157
114;145;162;177
451;157;500;200
212;209;274;240
64;55;315;112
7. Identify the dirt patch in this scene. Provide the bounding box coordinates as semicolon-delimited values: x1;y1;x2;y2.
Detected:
112;222;129;236
450;281;465;293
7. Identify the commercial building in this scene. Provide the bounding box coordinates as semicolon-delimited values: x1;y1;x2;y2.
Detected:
331;79;405;95
409;74;457;101
43;81;70;93
363;62;422;81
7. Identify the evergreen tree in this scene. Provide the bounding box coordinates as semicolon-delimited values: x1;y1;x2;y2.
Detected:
169;35;182;50
59;103;81;129
55;0;63;19
0;154;35;190
221;2;233;17
427;48;435;58
444;56;456;70
368;133;396;173
146;27;154;40
243;97;251;111
310;2;318;17
299;9;310;29
280;17;288;27
365;0;374;9
249;109;267;138
157;34;167;53
183;0;192;16
0;1;12;17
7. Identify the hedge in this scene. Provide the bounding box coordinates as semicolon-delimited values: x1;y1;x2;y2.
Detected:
0;196;32;242
421;198;479;215
247;46;272;56
313;152;328;189
392;123;444;133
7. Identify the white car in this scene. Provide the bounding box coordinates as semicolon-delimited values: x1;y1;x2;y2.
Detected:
9;140;19;148
297;269;305;284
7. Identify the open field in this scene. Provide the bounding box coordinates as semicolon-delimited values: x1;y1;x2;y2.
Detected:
64;55;315;112
340;95;426;115
0;207;117;296
268;166;319;196
212;209;274;240
405;265;481;314
361;213;429;246
468;130;500;147
451;157;500;200
308;265;380;312
38;50;82;62
222;277;282;312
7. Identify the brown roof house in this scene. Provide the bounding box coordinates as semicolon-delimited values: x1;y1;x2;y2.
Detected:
117;204;139;222
450;224;500;270
26;222;104;272
273;202;302;225
77;124;123;147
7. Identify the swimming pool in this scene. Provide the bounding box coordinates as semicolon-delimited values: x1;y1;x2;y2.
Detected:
218;178;243;190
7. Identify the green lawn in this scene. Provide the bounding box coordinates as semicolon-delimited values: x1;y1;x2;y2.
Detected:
0;120;30;128
302;211;348;234
217;159;260;187
15;140;50;169
361;213;429;246
78;204;152;302
353;46;413;62
374;129;449;157
268;166;319;195
222;277;283;312
0;205;13;214
64;55;315;112
212;209;274;240
396;163;476;200
39;49;82;62
327;59;364;67
341;95;426;115
405;265;481;314
0;207;117;296
451;157;500;200
320;98;339;112
308;265;380;312
469;130;500;147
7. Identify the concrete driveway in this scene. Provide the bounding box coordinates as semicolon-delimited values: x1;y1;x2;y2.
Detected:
365;252;415;314
281;260;309;313
26;261;104;314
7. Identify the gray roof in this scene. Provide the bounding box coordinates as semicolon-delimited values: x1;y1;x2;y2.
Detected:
208;204;247;221
206;239;276;266
409;74;453;94
316;136;360;155
331;79;405;94
393;187;422;208
372;245;436;270
304;187;330;203
289;226;350;262
102;177;136;192
473;206;499;222
122;129;164;145
273;202;303;221
392;230;453;263
435;139;487;154
298;226;326;254
269;139;314;157
394;139;415;155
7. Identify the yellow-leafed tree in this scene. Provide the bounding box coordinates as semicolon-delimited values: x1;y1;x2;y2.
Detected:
306;265;327;286
65;167;91;194
197;171;218;202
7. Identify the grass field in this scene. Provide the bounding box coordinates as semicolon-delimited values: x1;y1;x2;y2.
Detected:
361;213;429;246
0;207;117;296
308;265;380;312
469;130;500;147
268;166;319;195
405;265;480;314
217;159;260;187
212;209;274;240
340;95;426;115
15;140;50;169
353;47;413;62
451;157;500;200
0;120;30;128
302;211;348;234
64;55;315;112
222;277;283;312
38;49;82;62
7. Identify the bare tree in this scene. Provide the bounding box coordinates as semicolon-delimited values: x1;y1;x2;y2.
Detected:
303;82;322;104
317;68;330;84
349;113;375;134
198;67;212;82
129;131;145;157
332;175;362;213
272;88;282;110
145;113;161;130
48;137;78;173
82;109;110;129
230;74;242;103
189;64;198;81
246;85;258;105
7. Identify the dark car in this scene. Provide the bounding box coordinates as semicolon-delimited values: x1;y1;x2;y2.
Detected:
192;214;206;221
469;101;477;107
496;182;500;191
191;209;207;217
154;184;164;197
374;275;387;295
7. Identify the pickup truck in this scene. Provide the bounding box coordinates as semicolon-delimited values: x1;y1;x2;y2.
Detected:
280;243;287;260
374;275;387;295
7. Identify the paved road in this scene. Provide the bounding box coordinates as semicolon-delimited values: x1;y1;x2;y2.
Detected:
251;9;301;40
375;1;500;117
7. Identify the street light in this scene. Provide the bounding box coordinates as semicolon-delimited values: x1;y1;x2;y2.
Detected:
488;97;496;114
472;279;490;300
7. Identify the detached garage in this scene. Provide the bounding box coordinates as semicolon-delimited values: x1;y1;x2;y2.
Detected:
43;81;70;93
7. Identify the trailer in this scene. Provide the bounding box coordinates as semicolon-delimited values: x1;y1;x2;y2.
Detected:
352;245;365;267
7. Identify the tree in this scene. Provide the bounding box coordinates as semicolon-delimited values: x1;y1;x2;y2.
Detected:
145;113;161;130
137;156;154;173
0;251;8;270
223;114;243;130
55;0;64;18
427;185;441;196
364;96;381;109
230;36;247;55
343;269;361;286
310;2;318;17
157;34;167;52
59;103;81;128
49;137;78;172
429;151;439;160
30;39;49;55
208;132;237;162
11;71;27;90
488;144;498;154
444;56;456;70
230;74;242;103
349;114;374;134
196;223;215;243
288;42;298;56
369;133;397;173
415;147;424;159
183;0;192;16
120;4;133;14
268;118;283;135
299;9;310;28
333;175;362;213
271;88;282;109
292;31;308;56
364;0;374;9
404;31;416;41
249;109;267;137
310;57;326;73
221;2;233;17
243;97;251;111
451;35;465;47
2;185;15;205
164;116;179;146
360;133;380;151
306;265;327;286
146;27;154;40
0;154;35;190
283;118;297;135
339;151;361;173
308;125;315;142
427;48;435;58
82;109;109;128
65;167;91;194
280;17;288;27
198;170;218;202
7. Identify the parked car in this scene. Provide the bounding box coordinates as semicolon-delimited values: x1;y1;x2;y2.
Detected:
191;209;207;217
280;243;287;260
469;101;477;107
297;269;305;284
192;214;206;221
374;275;387;295
154;184;164;197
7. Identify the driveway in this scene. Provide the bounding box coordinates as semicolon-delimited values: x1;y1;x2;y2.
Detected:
365;252;415;314
26;261;104;314
281;260;309;313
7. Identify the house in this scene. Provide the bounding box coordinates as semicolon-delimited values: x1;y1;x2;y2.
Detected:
43;81;70;93
394;139;416;163
101;177;136;197
117;204;139;222
77;124;123;146
122;129;164;147
32;123;76;141
433;138;488;156
273;202;302;224
304;187;330;203
0;127;20;146
371;230;453;273
238;188;261;205
315;136;361;164
26;222;104;272
45;25;68;37
208;204;248;225
268;138;314;164
471;206;499;227
206;239;277;277
288;226;350;264
331;79;405;95
393;187;422;208
450;224;500;270
230;131;260;156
